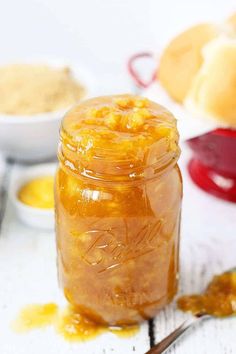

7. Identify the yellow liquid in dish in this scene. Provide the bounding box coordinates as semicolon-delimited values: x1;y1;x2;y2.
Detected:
18;176;54;209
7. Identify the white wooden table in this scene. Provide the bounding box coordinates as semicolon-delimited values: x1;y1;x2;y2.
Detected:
0;148;236;354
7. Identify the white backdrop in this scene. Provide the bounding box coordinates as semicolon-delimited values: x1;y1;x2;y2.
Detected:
0;0;235;90
1;3;236;353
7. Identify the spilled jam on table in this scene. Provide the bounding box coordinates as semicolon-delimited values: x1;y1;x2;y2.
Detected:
178;271;236;317
13;303;139;341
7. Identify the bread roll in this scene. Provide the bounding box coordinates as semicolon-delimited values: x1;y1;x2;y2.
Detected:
159;24;219;102
227;12;236;33
185;37;236;127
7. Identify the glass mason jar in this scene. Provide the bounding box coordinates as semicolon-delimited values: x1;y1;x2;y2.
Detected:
55;95;182;326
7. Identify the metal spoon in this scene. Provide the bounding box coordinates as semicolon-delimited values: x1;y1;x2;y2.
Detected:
145;313;210;354
145;267;236;354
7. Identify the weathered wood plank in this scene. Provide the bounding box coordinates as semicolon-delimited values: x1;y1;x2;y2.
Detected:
152;151;236;353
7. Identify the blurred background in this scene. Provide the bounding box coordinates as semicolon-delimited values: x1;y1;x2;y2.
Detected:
0;2;236;353
1;0;235;92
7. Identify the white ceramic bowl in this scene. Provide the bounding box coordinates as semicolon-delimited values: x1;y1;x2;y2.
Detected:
10;163;57;229
0;60;96;162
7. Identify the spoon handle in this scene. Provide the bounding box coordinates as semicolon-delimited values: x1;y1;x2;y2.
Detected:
145;316;202;354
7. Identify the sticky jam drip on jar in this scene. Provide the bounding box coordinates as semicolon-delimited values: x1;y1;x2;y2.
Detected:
177;271;236;317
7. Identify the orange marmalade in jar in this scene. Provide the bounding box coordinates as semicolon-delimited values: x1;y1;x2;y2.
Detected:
55;95;182;326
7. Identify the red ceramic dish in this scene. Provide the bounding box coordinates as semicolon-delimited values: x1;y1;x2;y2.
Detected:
187;129;236;202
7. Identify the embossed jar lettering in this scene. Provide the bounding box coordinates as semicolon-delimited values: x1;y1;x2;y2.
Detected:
55;95;182;325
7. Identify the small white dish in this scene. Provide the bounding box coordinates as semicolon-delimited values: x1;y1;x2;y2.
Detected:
0;59;97;162
10;163;57;230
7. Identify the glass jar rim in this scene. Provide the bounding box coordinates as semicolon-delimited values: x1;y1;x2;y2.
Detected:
59;95;180;183
58;139;180;185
